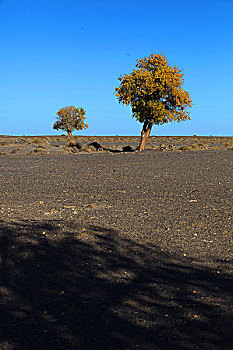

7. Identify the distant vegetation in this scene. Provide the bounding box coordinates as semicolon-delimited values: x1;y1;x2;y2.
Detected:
0;136;232;156
53;106;88;142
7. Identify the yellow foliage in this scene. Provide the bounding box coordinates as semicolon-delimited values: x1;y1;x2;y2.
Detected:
115;53;192;126
53;105;88;138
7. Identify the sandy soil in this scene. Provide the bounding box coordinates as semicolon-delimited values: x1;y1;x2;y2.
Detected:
0;145;232;349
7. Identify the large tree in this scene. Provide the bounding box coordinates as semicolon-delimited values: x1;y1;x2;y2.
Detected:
53;105;88;142
115;54;192;151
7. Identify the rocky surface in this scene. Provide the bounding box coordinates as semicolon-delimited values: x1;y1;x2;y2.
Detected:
0;150;232;349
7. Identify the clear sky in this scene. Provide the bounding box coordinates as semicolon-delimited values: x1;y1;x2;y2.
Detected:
0;0;232;136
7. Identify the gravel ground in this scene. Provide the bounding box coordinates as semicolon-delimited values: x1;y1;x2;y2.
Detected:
0;150;232;349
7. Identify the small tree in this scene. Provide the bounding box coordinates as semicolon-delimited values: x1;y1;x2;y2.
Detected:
115;54;192;151
53;105;88;142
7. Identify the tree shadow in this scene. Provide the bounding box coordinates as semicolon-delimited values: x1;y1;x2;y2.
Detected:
0;220;232;349
88;142;135;153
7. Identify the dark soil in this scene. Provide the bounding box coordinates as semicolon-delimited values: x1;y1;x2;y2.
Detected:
0;150;232;349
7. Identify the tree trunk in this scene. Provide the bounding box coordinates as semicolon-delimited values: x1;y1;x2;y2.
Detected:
67;131;74;143
139;120;153;151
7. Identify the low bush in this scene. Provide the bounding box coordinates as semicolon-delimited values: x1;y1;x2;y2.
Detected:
179;146;191;151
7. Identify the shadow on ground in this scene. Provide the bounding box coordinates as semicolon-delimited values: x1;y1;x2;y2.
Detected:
0;220;232;350
88;142;135;153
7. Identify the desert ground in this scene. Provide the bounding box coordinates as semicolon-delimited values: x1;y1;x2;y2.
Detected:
0;135;233;155
0;135;232;350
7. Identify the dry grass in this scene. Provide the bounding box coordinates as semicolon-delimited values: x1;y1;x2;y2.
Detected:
0;135;232;156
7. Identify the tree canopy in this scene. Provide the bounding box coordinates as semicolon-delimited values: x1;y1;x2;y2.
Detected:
115;53;192;150
53;106;88;141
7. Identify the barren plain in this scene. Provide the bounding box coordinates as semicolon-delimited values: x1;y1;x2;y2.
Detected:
0;135;232;350
0;135;232;156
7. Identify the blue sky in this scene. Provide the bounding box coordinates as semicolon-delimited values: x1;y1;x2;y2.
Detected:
0;0;232;136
